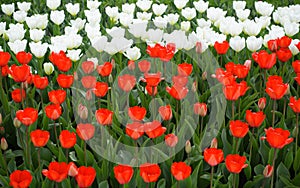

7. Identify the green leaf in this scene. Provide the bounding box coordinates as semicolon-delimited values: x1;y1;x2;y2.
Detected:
284;149;293;170
98;180;109;188
157;179;166;188
293;148;300;172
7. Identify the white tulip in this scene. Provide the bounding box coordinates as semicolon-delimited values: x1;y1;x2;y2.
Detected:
91;35;108;52
174;0;188;10
66;3;80;16
0;22;5;36
87;0;101;10
181;21;191;32
30;29;45;42
236;9;250;21
128;21;147;38
105;6;119;22
87;58;98;67
152;4;167;16
104;37;133;55
136;12;152;21
165;13;179;25
181;7;196;21
17;2;31;12
255;16;271;29
193;0;209;13
153;17;168;29
228;22;243;36
50;10;65;25
197;18;211;28
71;18;86;31
145;29;163;43
66;34;82;49
107;27;125;38
26;14;48;30
46;0;61;10
289;39;300;55
243;20;261;36
122;3;135;15
43;63;54;75
246;36;263;52
255;1;274;16
207;7;227;23
136;0;152;12
164;30;187;50
284;22;299;37
124;47;141;60
0;46;2;51
1;4;14;16
29;42;48;58
119;13;133;27
6;23;25;42
85;23;100;38
65;26;79;35
230;36;245;52
233;1;246;10
84;10;101;24
8;40;27;54
67;49;81;61
268;25;285;38
13;11;27;23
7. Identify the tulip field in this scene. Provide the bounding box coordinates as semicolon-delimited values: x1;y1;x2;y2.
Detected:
1;0;300;187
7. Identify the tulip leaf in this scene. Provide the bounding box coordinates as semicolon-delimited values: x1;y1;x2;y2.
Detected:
157;179;166;188
284;149;293;170
0;175;9;187
0;87;10;113
98;180;109;188
293;148;300;173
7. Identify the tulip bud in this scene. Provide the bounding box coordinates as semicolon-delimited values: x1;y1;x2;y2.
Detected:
210;138;218;148
194;102;207;117
108;74;113;83
13;117;21;128
74;71;78;81
128;60;135;70
68;162;78;177
21;82;28;89
85;90;92;101
78;104;88;120
43;62;54;75
0;113;2;124
292;126;298;138
1;137;8;151
185;140;192;154
263;165;273;178
0;127;4;134
192;81;197;92
202;71;207;81
285;84;290;96
244;60;251;69
111;59;115;68
196;42;202;54
258;97;266;110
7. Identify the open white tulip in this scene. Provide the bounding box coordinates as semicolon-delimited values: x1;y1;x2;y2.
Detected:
66;3;80;16
255;1;274;16
124;47;141;61
122;3;135;15
29;42;48;58
8;39;27;54
6;23;26;42
1;4;14;16
174;0;188;10
193;0;209;13
284;22;299;37
17;2;31;12
67;49;82;62
136;0;152;11
246;36;263;52
166;13;179;25
30;29;45;42
13;11;27;23
230;36;245;52
87;0;101;10
50;10;65;25
233;1;246;10
152;4;167;16
46;0;61;10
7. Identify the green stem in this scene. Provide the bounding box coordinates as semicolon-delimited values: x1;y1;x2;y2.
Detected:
272;100;276;127
84;141;87;166
270;149;277;188
233;173;236;188
21;83;25;109
295;114;299;161
53;121;59;147
232;101;235;120
200;116;204;137
0;150;8;176
38;147;41;168
210;166;214;188
66;148;69;163
26;127;30;169
249;128;254;163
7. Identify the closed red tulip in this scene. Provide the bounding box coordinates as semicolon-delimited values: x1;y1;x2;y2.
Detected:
262;127;293;149
10;170;32;188
267;39;278;52
263;165;274;178
125;122;144;140
194;103;207;117
97;62;113;77
59;130;77;149
76;123;95;141
48;89;66;104
81;76;97;89
93;82;109;97
292;60;300;73
68;162;78;177
45;104;62;120
223;81;249;101
145;85;157;96
30;129;50;147
49;51;72;72
289;97;300;113
225;154;248;174
114;165;134;185
81;61;95;74
144;120;166;138
214;41;229;55
0;51;11;67
147;43;163;58
159;105;172;121
118;74;136;92
165;133;178;147
295;73;300;85
139;163;161;183
16;51;32;64
16;108;38;126
229;120;249;138
166;85;189;100
276;48;292;62
245;110;266;128
42;161;69;182
1;65;9;76
213;68;235;86
265;75;288;100
258;97;267;110
128;106;146;121
33;75;49;89
252;50;276;70
57;74;74;88
178;63;193;76
11;88;26;103
9;64;31;82
142;72;162;87
171;162;191;181
138;60;151;73
75;166;96;188
277;36;292;48
95;108;113;125
203;148;224;166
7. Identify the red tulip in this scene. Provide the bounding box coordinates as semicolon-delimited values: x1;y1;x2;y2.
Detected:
292;60;300;73
59;130;77;149
57;74;74;88
144;120;166;138
203;148;224;166
295;42;300;51
171;162;192;181
48;89;66;104
118;74;136;92
229;120;249;138
16;51;32;64
128;106;146;121
178;63;193;76
33;75;49;89
225;62;249;79
11;88;26;103
10;170;32;188
30;129;50;147
262;127;293;149
16;108;38;126
267;39;278;52
166;85;189;100
159;105;172;121
277;36;292;48
95;108;113;125
145;85;157;96
142;72;162;87
125;122;144;140
214;41;229;55
159;43;176;62
276;48;292;62
9;64;31;82
252;50;276;69
263;165;274;178
76;123;95;141
127;60;135;70
68;162;78;177
114;165;134;184
42;161;69;182
81;61;95;74
1;65;9;76
213;68;235;85
295;73;300;85
172;75;188;87
93;82;109;97
81;76;97;89
139;163;161;183
97;62;113;77
49;51;72;72
289;97;300;113
45;104;62;120
258;97;267;110
138;60;151;73
245;110;266;128
75;166;96;188
225;154;248;174
223;81;249;101
265;75;288;100
0;51;11;67
165;133;178;147
194;103;207;116
147;43;164;58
